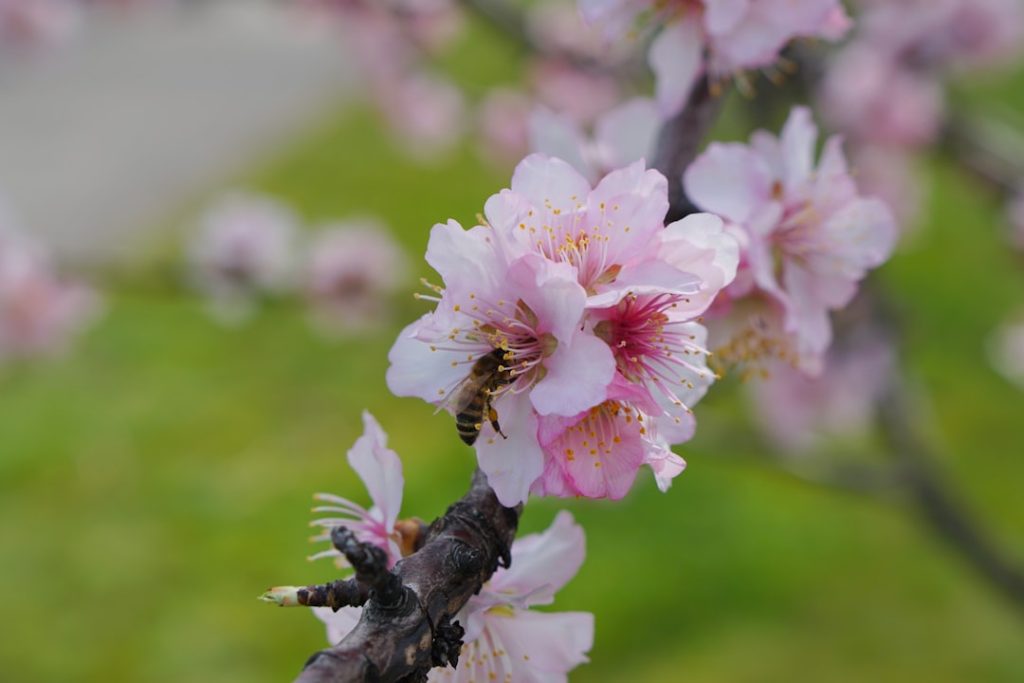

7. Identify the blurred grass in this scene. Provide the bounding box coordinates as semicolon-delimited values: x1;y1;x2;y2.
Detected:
2;20;1024;683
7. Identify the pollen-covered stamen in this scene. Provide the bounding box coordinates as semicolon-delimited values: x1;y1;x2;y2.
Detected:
595;292;713;413
430;292;559;400
520;200;628;291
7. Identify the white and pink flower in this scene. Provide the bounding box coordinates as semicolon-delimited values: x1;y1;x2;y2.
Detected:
304;221;408;336
0;232;100;362
187;192;299;323
388;155;737;504
684;106;897;374
529;97;662;182
748;329;894;453
580;0;850;114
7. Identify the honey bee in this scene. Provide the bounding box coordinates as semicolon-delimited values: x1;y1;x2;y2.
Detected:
442;348;514;445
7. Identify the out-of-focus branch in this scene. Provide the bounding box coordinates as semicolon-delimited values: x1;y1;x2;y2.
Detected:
292;468;521;683
942;114;1024;198
653;77;726;222
876;376;1024;611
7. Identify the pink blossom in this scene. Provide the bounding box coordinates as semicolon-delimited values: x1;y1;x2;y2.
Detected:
477;88;533;167
308;411;406;569
856;0;1024;72
529;97;662;182
386;219;613;505
749;330;894;452
0;230;100;362
388;155;737;503
848;146;924;231
304;221;408;336
526;0;630;66
529;59;622;126
684;107;897;374
187;192;298;323
377;71;466;161
580;0;850;114
820;43;945;149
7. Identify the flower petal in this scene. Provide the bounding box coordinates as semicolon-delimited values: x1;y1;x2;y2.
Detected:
487;510;585;606
649;17;704;116
530;332;616;417
475;392;544;506
347;411;404;533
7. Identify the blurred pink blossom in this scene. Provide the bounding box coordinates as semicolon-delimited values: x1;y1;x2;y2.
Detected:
0;0;78;51
388;155;737;504
476;88;533;166
377;71;466;161
580;0;850;114
188;192;299;323
529;97;661;181
684;107;897;375
820;44;945;149
749;331;894;453
530;59;622;126
0;229;99;362
849;146;924;231
990;319;1024;390
304;221;408;336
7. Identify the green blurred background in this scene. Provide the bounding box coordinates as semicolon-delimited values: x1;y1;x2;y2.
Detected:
2;13;1024;683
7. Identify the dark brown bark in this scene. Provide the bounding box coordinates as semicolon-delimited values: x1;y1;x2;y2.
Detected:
652;76;727;223
294;468;521;683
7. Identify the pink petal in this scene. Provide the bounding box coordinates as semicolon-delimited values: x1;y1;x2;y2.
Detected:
483;609;594;679
780;106;818;192
511;154;593;215
528;106;596;181
313;605;362;646
506;254;587;346
474;392;545;506
684;143;774;224
644;441;687;492
593;97;661;170
531;332;616;417
347;412;404;533
487;510;585;606
385;313;472;403
649;17;704;116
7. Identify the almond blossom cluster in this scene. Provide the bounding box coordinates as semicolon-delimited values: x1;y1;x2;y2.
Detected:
0;206;100;364
683;107;897;376
187;192;407;335
387;155;739;505
748;324;893;453
819;0;1024;226
269;412;595;682
580;0;850;115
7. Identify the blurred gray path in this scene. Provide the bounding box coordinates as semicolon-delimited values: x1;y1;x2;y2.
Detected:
0;1;353;263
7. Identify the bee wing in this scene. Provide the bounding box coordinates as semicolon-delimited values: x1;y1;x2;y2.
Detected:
434;373;482;417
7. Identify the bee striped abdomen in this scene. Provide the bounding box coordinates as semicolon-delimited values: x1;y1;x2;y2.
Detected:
456;390;487;445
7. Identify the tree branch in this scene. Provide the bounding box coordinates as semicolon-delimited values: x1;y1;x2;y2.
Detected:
653;76;727;222
293;468;521;682
876;377;1024;611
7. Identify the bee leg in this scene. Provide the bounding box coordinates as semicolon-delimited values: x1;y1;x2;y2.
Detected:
488;407;508;440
